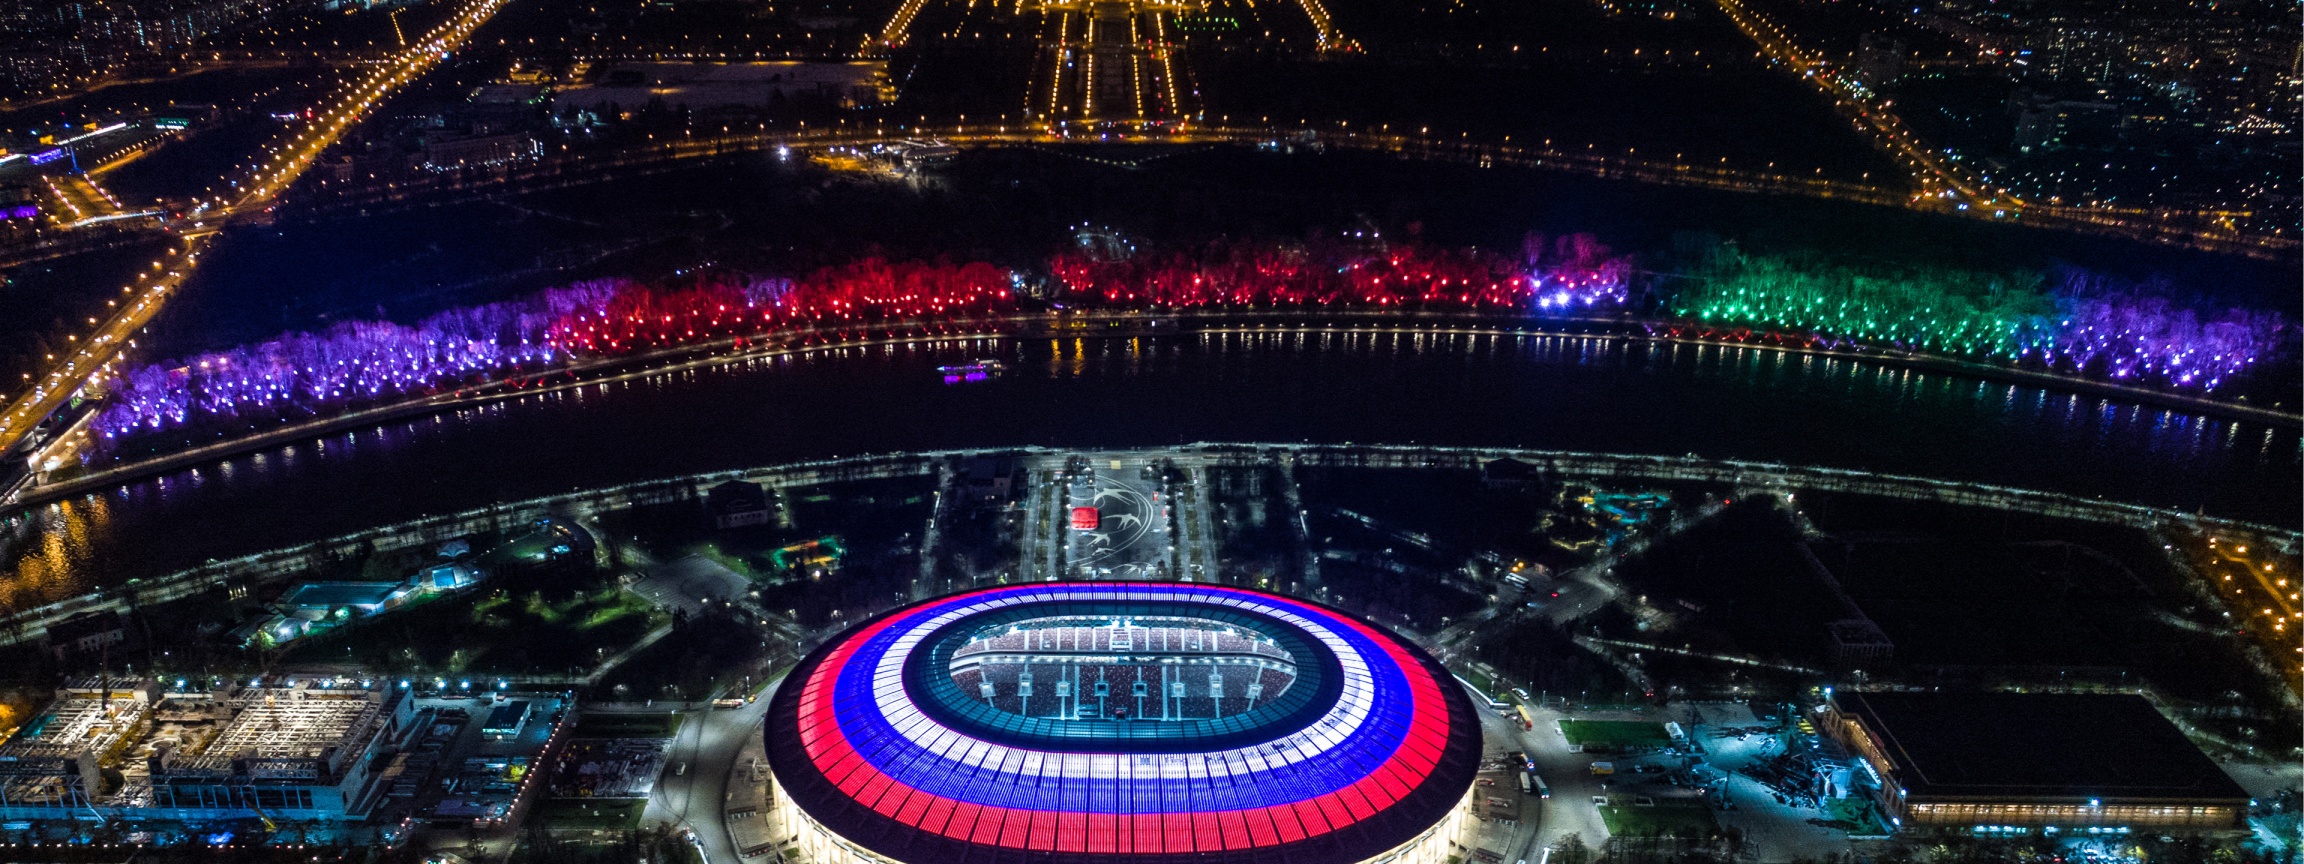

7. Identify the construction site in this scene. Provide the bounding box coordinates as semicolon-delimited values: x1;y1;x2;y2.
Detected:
0;676;414;825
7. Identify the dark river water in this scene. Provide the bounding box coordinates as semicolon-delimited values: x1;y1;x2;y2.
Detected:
1;330;2296;612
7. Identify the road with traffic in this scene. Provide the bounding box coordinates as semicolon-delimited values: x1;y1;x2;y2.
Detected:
0;0;511;465
644;680;781;862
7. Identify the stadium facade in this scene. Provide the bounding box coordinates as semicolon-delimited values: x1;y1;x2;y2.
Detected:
763;583;1483;864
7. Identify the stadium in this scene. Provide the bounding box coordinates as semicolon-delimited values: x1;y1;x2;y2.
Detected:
762;583;1483;864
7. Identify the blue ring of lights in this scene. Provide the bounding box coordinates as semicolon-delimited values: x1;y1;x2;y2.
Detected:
764;582;1482;864
902;599;1343;752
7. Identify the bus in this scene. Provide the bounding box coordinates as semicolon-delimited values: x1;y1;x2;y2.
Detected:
1518;772;1551;799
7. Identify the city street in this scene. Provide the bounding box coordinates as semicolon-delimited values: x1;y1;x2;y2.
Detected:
1501;701;1613;856
0;0;508;469
643;679;780;863
1463;693;1569;862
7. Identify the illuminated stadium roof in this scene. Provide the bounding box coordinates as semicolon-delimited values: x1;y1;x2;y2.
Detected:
764;583;1482;864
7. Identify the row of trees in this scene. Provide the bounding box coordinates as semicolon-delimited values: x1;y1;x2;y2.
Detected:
84;237;2291;457
1672;249;2291;391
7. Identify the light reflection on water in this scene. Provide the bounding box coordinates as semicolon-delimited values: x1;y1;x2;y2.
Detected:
1;496;109;614
0;331;2294;612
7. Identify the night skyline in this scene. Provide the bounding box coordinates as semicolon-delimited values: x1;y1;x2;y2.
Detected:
0;0;2293;859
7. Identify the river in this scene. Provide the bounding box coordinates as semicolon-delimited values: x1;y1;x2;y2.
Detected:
0;328;2295;613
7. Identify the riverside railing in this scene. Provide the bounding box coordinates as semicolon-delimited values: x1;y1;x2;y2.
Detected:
0;443;2290;647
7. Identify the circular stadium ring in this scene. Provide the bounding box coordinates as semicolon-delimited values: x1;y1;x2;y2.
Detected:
763;582;1482;864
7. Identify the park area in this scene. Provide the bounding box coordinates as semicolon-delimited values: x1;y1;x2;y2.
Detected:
593;615;775;703
280;580;663;676
1559;719;1672;750
1599;802;1720;838
572;712;685;737
529;798;649;831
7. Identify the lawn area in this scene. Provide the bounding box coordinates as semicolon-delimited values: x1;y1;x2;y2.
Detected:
279;582;665;676
690;543;768;582
530;799;648;830
1456;664;1499;698
593;615;771;702
1599;803;1719;838
573;712;685;737
1559;719;1671;749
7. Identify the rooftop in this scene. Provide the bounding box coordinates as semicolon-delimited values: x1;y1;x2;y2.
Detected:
1837;692;2249;802
0;678;154;762
1;680;394;775
199;685;387;763
767;584;1484;864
